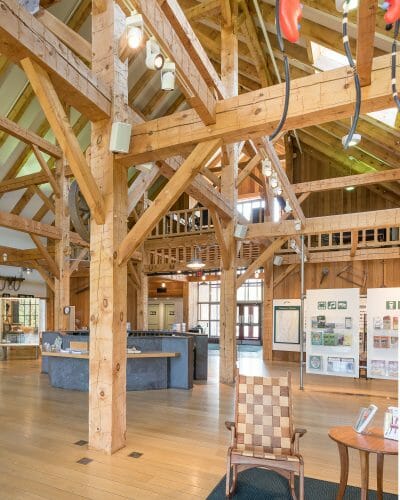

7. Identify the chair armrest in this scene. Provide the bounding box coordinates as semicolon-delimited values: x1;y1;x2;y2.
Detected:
225;421;236;446
292;428;307;454
225;421;235;431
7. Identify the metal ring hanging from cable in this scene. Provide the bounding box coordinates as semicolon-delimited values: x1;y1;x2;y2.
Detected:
269;0;291;141
391;20;400;111
342;0;361;149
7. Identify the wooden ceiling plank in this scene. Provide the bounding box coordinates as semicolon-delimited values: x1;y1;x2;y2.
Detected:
118;139;222;265
21;58;106;225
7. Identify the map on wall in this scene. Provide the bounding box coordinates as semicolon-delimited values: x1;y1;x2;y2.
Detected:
273;300;301;352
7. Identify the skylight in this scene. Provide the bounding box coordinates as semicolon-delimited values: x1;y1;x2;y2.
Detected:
310;42;348;71
368;108;398;128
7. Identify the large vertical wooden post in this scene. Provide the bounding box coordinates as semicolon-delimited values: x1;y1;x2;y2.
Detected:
262;261;274;360
54;157;70;330
89;1;129;454
219;6;238;384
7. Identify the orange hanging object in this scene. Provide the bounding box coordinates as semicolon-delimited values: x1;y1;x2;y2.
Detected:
279;0;303;43
383;0;400;24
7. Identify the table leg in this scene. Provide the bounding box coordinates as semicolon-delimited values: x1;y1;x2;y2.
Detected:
359;450;369;500
377;453;384;500
336;443;349;500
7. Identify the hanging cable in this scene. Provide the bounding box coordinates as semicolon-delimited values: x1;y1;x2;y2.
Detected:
269;0;290;141
342;0;361;149
391;20;400;111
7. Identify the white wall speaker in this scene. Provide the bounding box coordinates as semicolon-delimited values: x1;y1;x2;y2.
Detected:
273;255;283;266
109;122;132;153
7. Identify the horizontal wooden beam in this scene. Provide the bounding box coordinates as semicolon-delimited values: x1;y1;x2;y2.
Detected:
293;167;400;194
0;116;62;158
118;139;221;265
247;208;400;239
0;0;110;120
0;172;50;194
35;8;92;63
116;54;398;164
22;58;106;225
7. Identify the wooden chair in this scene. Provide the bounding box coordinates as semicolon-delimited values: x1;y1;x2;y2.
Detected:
225;371;306;499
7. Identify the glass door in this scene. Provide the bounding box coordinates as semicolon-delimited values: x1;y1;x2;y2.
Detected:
236;303;261;341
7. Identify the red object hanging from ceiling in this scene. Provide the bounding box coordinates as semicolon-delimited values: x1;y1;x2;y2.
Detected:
279;0;303;43
384;0;400;24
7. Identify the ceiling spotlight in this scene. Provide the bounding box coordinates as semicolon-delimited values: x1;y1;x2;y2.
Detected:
335;0;359;12
345;186;355;192
126;11;144;49
262;158;272;177
201;275;206;281
161;282;166;288
284;199;293;213
254;270;260;279
161;60;176;91
342;133;361;148
145;38;164;70
2;253;7;262
270;172;278;188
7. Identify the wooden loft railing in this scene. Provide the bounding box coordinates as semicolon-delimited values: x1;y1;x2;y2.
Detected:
143;208;400;273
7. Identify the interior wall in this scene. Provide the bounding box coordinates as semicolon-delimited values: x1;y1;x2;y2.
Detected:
294;150;398;217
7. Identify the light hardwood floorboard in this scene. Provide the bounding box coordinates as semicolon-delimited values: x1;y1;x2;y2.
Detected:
0;350;397;499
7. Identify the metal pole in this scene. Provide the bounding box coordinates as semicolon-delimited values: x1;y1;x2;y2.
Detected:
300;234;305;390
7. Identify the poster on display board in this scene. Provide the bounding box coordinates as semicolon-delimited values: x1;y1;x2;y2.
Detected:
367;288;399;380
305;288;360;378
273;299;301;352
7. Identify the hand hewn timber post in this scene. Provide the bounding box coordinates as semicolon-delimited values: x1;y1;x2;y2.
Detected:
219;2;238;384
89;0;129;454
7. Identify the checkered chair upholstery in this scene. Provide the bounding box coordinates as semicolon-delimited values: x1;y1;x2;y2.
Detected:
226;371;306;499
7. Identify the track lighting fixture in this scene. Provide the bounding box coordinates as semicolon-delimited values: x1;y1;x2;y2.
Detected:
161;60;176;91
262;158;272;177
145;38;164;70
270;172;278;188
284;199;293;213
126;11;144;49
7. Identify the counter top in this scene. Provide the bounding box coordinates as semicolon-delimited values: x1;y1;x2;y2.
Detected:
42;351;180;359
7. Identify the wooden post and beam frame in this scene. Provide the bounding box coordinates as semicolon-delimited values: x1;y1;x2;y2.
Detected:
118;140;221;265
89;0;129;455
356;0;377;87
21;58;106;225
219;3;238;385
54;158;71;331
116;53;399;164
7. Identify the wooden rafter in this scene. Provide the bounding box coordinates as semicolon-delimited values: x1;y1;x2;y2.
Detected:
30;234;59;278
32;145;61;198
21;58;106;225
118;139;221;265
128;167;160;217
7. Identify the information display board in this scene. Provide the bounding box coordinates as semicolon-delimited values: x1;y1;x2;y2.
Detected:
367;288;399;380
273;299;301;352
305;288;360;378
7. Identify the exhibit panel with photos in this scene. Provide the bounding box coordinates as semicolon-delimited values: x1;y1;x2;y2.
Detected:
367;288;399;380
305;288;360;378
273;299;301;352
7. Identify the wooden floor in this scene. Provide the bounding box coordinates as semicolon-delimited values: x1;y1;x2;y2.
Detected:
0;349;397;499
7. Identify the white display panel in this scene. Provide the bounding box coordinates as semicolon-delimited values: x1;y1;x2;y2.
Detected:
305;288;360;378
273;299;301;352
367;288;399;380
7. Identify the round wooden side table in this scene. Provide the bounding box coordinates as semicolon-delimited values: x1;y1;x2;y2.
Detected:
329;425;397;500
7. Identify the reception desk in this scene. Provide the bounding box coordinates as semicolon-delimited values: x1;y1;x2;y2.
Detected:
42;332;195;391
